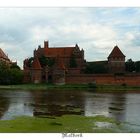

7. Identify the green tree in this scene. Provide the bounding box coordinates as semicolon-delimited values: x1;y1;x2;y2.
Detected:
27;57;34;67
0;62;10;84
84;62;108;74
69;55;77;68
39;55;47;67
125;59;135;72
135;61;140;72
0;62;23;85
39;55;55;67
10;63;21;70
9;68;23;84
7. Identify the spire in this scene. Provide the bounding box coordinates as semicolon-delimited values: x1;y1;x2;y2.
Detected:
75;43;79;48
38;45;41;49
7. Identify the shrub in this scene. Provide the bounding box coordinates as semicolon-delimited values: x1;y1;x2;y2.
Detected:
88;82;97;88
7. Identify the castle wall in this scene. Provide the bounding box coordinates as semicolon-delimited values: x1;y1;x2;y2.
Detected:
65;73;140;86
67;68;81;74
31;69;42;84
23;69;31;83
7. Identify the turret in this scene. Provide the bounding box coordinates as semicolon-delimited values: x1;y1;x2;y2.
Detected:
34;49;37;57
44;41;49;48
108;45;125;73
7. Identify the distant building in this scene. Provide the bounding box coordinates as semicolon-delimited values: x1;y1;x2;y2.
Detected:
108;45;125;73
23;41;126;84
23;41;85;84
0;48;14;65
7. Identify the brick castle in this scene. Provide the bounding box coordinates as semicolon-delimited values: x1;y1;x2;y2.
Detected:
23;40;139;85
0;43;139;86
23;41;85;84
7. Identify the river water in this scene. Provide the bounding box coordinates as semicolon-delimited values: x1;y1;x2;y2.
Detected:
0;89;140;132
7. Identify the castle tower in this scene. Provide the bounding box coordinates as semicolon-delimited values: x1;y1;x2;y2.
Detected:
44;40;49;48
108;46;125;73
31;57;42;83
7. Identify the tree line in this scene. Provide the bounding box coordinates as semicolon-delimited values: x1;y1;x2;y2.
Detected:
0;61;23;85
125;59;140;73
84;59;140;74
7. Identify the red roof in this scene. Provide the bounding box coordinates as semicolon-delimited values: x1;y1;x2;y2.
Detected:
44;47;75;57
32;57;42;69
108;46;125;58
0;48;9;60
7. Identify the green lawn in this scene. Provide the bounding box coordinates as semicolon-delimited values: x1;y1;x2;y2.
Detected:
0;115;121;133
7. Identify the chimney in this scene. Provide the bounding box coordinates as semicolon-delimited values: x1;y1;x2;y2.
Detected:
44;40;49;48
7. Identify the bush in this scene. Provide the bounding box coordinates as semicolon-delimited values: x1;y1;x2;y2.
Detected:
0;62;23;85
121;83;127;87
88;82;97;88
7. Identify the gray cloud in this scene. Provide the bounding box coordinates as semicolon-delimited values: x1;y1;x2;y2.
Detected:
0;8;140;68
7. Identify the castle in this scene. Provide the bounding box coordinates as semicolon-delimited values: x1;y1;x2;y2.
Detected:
23;41;126;84
23;41;85;84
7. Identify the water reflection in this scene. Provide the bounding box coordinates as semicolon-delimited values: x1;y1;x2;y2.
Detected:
31;90;85;117
84;93;110;117
108;93;126;122
0;89;140;132
0;91;33;120
0;90;130;122
0;92;10;118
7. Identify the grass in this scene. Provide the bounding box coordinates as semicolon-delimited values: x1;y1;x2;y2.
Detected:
0;115;121;133
0;83;140;92
0;83;93;91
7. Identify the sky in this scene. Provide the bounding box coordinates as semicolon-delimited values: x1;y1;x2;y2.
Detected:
0;7;140;68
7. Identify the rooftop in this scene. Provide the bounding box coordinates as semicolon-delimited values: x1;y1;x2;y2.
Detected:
0;48;9;60
108;46;125;58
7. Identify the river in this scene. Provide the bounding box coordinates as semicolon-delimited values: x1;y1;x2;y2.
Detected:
0;89;140;132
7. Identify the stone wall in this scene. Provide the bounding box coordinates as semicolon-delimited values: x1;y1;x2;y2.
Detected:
65;73;140;86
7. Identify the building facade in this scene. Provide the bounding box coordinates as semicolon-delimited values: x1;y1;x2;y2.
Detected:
108;46;125;73
0;48;14;65
23;41;85;84
23;41;126;84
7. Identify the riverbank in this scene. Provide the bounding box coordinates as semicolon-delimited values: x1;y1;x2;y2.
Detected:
0;83;140;92
0;115;123;133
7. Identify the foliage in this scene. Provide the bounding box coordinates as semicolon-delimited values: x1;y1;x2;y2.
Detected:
135;61;140;72
39;55;55;67
84;62;108;74
125;59;135;72
0;62;23;85
125;59;140;73
69;55;77;68
27;57;34;67
88;82;97;88
10;63;20;70
8;68;24;84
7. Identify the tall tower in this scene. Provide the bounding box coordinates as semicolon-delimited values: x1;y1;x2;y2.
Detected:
108;46;125;73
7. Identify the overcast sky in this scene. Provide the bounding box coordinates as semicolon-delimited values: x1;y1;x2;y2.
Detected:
0;8;140;68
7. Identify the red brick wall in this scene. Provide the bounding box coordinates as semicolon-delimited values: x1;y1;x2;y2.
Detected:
31;70;42;83
67;68;81;74
65;73;140;86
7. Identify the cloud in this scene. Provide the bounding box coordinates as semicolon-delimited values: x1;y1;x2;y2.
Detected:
0;8;140;68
